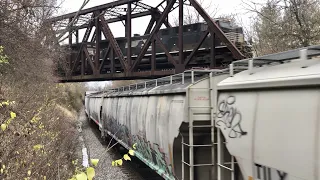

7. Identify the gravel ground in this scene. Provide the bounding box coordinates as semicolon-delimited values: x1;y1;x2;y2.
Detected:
76;109;134;180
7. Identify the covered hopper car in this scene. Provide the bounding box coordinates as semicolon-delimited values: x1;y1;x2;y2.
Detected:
85;45;320;180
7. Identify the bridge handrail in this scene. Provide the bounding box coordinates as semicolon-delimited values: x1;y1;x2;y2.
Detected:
103;68;229;93
229;46;320;77
101;45;320;94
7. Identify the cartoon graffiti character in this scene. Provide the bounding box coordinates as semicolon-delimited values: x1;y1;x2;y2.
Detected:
216;96;247;138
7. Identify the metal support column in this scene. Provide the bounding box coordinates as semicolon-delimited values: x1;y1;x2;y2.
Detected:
210;33;216;68
210;72;216;179
175;0;185;73
95;11;101;75
110;49;115;74
151;38;156;74
126;2;132;68
81;49;84;76
217;127;222;180
68;18;73;75
189;91;194;180
76;30;79;44
178;0;184;65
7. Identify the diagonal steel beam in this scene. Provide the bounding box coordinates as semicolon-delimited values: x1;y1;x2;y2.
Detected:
48;0;142;22
130;0;176;71
68;11;152;30
145;17;155;35
170;0;187;12
184;30;209;66
156;0;167;9
71;16;95;73
91;32;96;43
163;17;172;28
155;35;177;67
100;15;129;71
83;46;98;75
153;10;172;28
188;0;244;59
135;2;153;10
99;45;111;72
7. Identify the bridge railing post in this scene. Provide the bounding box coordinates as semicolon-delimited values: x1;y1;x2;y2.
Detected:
182;73;185;84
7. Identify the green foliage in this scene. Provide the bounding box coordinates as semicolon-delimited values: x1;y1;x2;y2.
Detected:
112;143;137;166
0;46;9;65
69;159;97;180
0;85;79;179
0;0;85;178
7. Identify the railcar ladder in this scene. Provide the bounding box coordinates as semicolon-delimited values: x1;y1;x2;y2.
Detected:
181;71;237;180
181;72;217;180
217;129;236;180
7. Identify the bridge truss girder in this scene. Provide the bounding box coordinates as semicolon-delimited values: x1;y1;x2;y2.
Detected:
48;0;245;82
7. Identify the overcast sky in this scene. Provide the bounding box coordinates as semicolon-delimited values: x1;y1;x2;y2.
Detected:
58;0;256;87
58;0;256;37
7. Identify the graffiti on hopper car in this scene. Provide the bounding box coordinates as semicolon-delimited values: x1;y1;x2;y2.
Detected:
133;134;174;176
255;164;287;180
216;96;247;138
105;117;175;178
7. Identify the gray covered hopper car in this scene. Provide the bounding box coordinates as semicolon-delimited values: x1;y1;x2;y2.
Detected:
84;70;240;180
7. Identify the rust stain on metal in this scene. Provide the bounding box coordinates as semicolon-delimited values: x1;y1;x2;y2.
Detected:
168;143;174;172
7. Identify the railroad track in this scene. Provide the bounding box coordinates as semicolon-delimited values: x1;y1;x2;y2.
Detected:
116;148;165;180
87;119;164;180
105;138;165;180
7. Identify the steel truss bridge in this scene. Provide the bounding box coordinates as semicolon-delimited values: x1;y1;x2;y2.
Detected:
47;0;248;82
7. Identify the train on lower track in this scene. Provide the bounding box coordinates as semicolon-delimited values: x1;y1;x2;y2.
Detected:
84;45;320;180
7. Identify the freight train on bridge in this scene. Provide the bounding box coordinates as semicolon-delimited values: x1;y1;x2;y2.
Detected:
61;20;252;79
84;45;320;180
48;0;252;82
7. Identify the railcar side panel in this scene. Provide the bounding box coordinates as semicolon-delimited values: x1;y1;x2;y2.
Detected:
85;96;90;115
89;97;102;126
253;89;319;180
216;92;256;179
217;88;320;180
101;94;185;179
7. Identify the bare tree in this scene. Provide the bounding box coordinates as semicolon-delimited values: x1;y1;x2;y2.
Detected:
0;1;87;179
55;0;90;42
172;0;219;26
244;0;320;55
